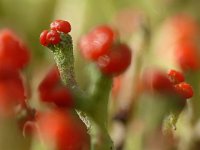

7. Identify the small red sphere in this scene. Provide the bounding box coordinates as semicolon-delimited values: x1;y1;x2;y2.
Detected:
50;20;71;34
79;25;115;61
174;82;193;99
46;30;61;45
97;43;132;75
40;30;49;46
167;69;185;85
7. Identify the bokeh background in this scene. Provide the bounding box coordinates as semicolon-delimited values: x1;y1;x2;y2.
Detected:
0;0;200;150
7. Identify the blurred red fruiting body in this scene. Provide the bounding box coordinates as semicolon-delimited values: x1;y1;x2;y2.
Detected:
143;69;173;93
170;14;198;40
50;20;71;34
37;109;90;150
79;25;114;60
46;30;61;45
174;82;193;99
39;66;60;90
97;43;132;75
0;65;25;115
40;30;50;46
175;41;200;71
0;29;30;69
38;66;74;108
166;14;200;72
167;69;185;85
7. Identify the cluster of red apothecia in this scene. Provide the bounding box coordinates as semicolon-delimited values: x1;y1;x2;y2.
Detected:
78;25;132;75
138;15;197;107
169;70;193;99
40;20;71;46
142;69;193;101
40;21;132;76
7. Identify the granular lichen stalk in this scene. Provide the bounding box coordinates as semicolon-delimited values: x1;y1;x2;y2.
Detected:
49;33;77;89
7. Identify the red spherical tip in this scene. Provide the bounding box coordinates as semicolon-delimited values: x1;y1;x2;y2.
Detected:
46;30;61;45
167;69;185;85
40;30;49;46
79;25;115;61
97;43;132;76
174;82;193;99
50;20;71;34
36;109;90;150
